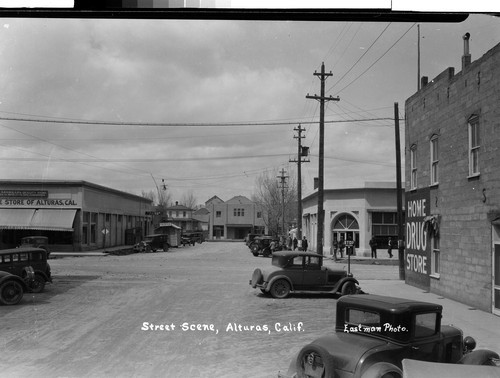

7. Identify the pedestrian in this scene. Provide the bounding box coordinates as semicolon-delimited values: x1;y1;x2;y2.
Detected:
287;235;292;250
339;237;345;258
387;237;393;258
270;239;276;254
333;239;339;260
369;237;377;259
293;237;298;251
302;236;308;252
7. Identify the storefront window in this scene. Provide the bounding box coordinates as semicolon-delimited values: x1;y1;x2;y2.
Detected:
90;213;97;244
82;212;89;244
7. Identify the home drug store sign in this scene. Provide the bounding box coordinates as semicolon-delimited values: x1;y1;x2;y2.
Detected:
405;188;430;289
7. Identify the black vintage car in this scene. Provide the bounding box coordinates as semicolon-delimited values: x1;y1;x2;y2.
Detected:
0;247;52;293
279;294;499;378
0;269;34;305
249;236;282;257
250;251;360;299
134;234;170;252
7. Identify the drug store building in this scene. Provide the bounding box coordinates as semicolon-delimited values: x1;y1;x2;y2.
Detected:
404;37;500;314
0;180;153;252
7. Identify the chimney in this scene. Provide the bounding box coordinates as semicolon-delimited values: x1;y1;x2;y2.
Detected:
462;32;471;71
421;76;428;87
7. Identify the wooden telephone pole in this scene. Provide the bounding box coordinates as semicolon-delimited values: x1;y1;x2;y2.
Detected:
306;62;339;255
290;124;309;240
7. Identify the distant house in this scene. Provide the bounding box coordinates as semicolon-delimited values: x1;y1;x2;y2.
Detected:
207;195;267;240
164;201;198;232
193;207;209;232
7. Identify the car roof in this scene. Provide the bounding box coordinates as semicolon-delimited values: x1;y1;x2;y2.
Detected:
339;294;442;312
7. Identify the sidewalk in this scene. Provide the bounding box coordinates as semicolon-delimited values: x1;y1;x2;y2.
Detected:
50;245;134;258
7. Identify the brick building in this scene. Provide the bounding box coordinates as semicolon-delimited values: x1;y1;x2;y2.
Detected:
404;36;500;314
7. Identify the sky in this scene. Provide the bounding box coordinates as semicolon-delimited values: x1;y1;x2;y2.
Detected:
0;9;499;207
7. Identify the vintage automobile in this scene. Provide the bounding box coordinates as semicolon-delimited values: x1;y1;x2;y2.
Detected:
250;251;360;299
279;294;500;378
249;235;282;257
0;247;52;293
0;268;34;305
181;232;204;246
19;236;51;258
133;234;170;253
245;233;262;247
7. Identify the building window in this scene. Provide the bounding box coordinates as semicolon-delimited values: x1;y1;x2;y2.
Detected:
216;211;221;218
90;213;97;244
431;235;440;278
233;208;245;216
430;135;439;185
372;212;399;237
183;211;186;217
82;212;89;244
257;211;262;218
468;116;480;176
410;144;417;189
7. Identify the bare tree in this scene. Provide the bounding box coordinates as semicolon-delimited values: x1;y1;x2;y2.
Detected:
181;190;197;209
252;168;297;236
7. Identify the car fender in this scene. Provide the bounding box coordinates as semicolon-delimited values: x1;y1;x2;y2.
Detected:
34;270;51;283
330;276;359;293
0;271;29;291
458;349;499;365
267;275;294;292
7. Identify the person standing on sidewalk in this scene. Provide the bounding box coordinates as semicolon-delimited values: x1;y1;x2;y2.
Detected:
293;237;298;251
302;236;308;251
369;237;377;259
387;237;393;258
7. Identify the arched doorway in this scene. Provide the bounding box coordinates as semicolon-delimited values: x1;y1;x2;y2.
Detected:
332;213;360;254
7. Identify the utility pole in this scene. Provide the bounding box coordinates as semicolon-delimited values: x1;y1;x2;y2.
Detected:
277;168;289;236
306;62;339;255
417;24;421;91
394;102;405;280
290;124;309;241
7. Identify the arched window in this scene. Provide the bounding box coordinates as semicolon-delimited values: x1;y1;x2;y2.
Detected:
333;214;359;230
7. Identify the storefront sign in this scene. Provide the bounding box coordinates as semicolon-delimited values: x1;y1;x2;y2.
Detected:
0;198;79;207
0;190;47;198
405;188;431;289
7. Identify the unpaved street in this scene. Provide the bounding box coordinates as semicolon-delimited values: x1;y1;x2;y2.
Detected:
0;242;398;378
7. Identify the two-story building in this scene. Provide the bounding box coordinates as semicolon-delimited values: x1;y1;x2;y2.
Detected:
207;195;267;240
405;36;500;314
164;202;199;232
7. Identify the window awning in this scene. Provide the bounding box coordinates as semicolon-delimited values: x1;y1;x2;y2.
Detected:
0;209;36;229
0;208;76;231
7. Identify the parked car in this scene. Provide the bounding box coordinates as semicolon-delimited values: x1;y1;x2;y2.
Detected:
250;251;360;299
249;235;282;257
181;232;204;246
133;234;170;253
244;233;262;247
19;236;50;258
0;268;34;305
278;294;500;378
0;247;51;294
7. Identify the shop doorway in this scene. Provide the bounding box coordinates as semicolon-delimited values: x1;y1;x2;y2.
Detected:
332;213;360;255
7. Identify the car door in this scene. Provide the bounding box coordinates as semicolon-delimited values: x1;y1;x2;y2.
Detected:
301;256;327;290
407;312;442;362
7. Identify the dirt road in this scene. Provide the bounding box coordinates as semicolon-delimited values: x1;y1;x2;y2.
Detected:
0;242;398;378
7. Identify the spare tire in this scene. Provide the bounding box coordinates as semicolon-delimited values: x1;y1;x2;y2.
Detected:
251;269;263;288
296;344;335;378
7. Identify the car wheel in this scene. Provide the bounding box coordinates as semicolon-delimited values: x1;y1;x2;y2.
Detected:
251;244;260;255
270;279;291;299
361;362;402;378
162;243;169;252
145;245;152;253
296;344;335;378
30;273;46;293
341;281;357;296
263;248;271;257
251;269;263;288
0;280;24;305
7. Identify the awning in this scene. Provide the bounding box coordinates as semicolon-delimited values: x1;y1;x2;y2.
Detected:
0;209;36;229
30;209;76;231
0;208;76;231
